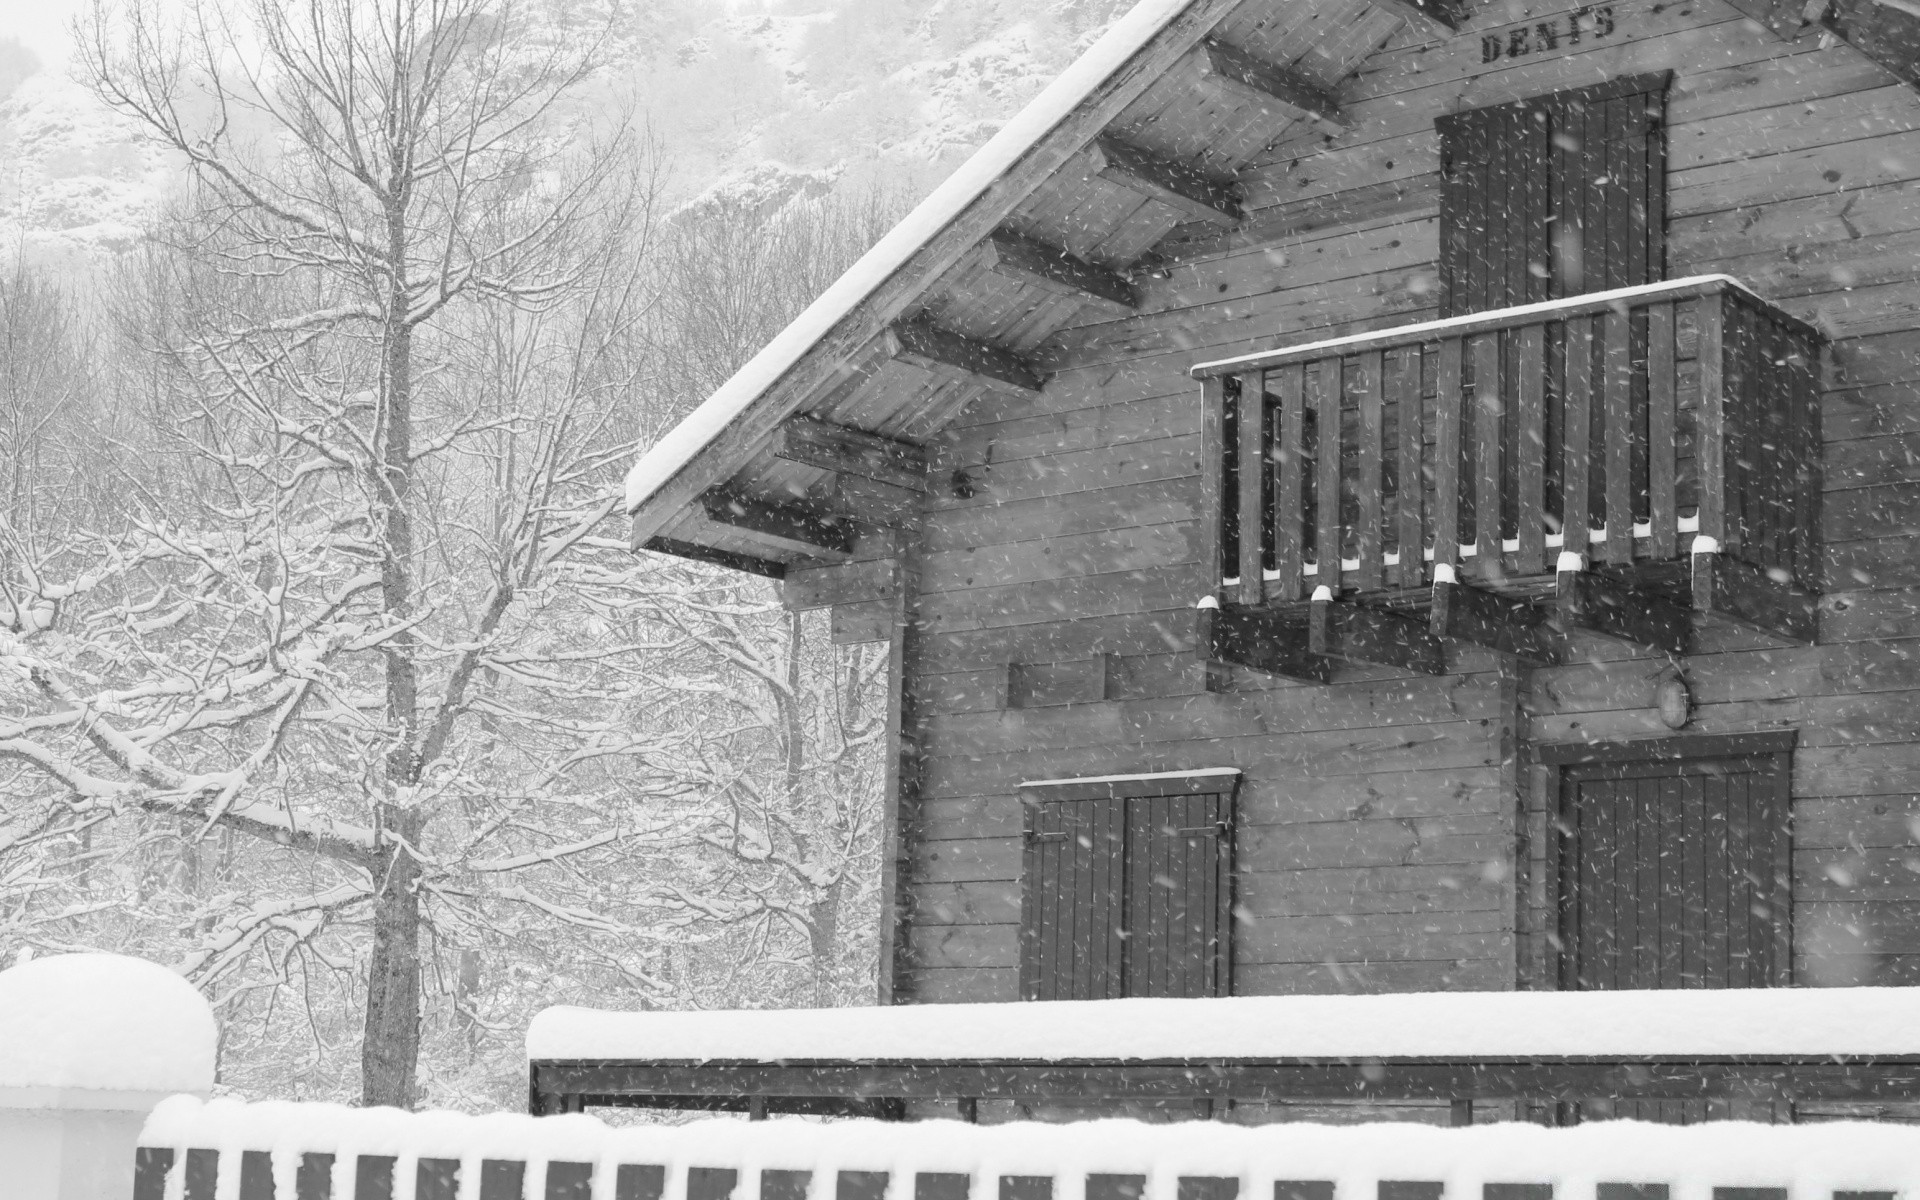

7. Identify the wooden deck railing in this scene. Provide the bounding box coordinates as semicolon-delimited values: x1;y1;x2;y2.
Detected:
1191;276;1824;605
135;1096;1920;1200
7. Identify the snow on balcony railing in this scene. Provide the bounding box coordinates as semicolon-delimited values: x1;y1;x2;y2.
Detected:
526;988;1920;1063
135;1096;1920;1200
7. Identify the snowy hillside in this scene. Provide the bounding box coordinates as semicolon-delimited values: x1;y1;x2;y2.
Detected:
0;0;1135;262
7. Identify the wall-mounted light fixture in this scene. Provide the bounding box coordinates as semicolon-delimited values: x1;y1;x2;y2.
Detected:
1654;662;1692;730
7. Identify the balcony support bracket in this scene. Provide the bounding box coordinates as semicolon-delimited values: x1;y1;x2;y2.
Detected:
1199;604;1331;685
1310;596;1447;675
1431;581;1566;666
1691;552;1818;644
1555;567;1690;657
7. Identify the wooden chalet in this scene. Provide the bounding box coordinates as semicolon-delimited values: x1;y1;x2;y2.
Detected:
556;0;1920;1125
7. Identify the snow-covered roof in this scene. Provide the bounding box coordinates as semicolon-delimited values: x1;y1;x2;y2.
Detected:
529;987;1920;1062
622;0;1198;518
0;952;217;1095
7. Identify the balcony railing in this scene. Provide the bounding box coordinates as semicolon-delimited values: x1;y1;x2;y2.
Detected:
1190;276;1824;609
135;1094;1920;1199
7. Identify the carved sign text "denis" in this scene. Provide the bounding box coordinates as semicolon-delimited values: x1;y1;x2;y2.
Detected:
1482;6;1619;62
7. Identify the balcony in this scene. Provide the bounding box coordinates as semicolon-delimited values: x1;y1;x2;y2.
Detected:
1189;276;1824;677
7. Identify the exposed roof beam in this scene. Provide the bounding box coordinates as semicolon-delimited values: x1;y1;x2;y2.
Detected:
1370;0;1471;31
770;415;928;492
639;535;786;579
1090;136;1244;226
982;231;1139;313
821;473;923;526
1823;0;1920;86
884;316;1044;393
700;489;856;559
1195;39;1347;132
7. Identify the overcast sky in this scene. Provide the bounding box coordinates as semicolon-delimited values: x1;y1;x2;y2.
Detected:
4;0;88;68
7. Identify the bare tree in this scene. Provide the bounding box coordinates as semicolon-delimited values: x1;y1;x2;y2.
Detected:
9;0;648;1105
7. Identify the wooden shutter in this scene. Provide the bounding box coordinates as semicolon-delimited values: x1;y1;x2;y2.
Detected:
1020;797;1126;1001
1021;785;1235;1001
1556;750;1792;991
1125;792;1232;999
1438;74;1670;318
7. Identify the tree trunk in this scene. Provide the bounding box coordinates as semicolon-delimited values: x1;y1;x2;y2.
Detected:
363;805;423;1107
363;193;423;1109
809;880;842;1006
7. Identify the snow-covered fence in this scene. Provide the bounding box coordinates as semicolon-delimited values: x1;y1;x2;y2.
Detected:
136;1096;1920;1200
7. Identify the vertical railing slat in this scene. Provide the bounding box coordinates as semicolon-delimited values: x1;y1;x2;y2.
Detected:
1471;332;1503;578
1237;370;1267;603
1647;301;1678;560
1724;300;1751;561
1603;307;1634;565
1355;349;1386;591
1789;326;1822;590
1433;337;1464;576
1515;324;1547;576
1765;316;1793;571
1312;357;1344;594
1697;294;1727;553
358;1154;398;1200
1274;363;1307;602
1199;375;1229;600
1563;316;1594;562
1392;347;1425;588
619;1164;669;1200
240;1150;275;1200
297;1153;335;1200
135;1148;176;1200
186;1148;220;1200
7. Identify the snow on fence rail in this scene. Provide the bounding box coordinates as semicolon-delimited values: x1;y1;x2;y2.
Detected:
136;1096;1920;1200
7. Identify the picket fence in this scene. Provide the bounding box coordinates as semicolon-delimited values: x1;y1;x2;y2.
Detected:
133;1097;1920;1200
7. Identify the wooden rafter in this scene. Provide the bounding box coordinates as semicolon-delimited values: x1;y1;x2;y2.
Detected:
1195;38;1347;131
770;415;927;491
1824;0;1920;86
699;489;855;560
982;231;1138;313
1716;0;1919;87
1090;136;1244;226
884;317;1044;393
639;536;786;579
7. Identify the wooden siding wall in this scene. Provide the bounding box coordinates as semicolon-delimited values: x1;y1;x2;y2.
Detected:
896;0;1920;1011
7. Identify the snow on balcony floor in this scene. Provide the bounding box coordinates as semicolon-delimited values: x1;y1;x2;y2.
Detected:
527;987;1920;1063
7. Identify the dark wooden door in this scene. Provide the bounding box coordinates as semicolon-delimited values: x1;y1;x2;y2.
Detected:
1556;750;1792;1124
1558;753;1791;992
1022;797;1127;1001
1125;792;1231;999
1021;792;1232;1001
